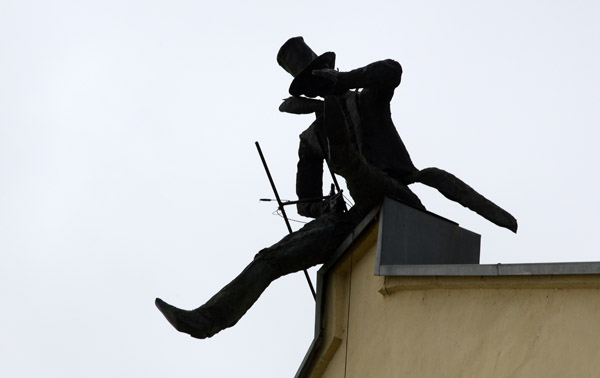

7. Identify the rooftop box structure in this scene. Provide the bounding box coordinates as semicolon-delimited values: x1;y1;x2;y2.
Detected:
376;197;480;269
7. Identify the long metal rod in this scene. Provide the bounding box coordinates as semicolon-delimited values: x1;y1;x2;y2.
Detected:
255;141;317;300
259;196;330;206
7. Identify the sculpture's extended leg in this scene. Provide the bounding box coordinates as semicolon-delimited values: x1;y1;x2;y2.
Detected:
408;168;518;233
155;207;366;339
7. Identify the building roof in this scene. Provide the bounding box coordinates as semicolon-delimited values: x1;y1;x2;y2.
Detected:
295;197;600;378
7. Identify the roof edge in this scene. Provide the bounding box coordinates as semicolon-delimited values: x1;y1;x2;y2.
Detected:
378;261;600;277
294;203;381;378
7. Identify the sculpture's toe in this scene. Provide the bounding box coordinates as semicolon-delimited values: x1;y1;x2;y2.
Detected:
155;298;218;339
155;298;185;332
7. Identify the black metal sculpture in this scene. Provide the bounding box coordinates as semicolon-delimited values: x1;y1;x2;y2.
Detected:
155;37;517;339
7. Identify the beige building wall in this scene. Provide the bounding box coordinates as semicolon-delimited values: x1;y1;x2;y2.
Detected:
305;222;600;378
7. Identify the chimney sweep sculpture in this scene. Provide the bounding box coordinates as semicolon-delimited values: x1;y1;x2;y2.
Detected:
155;37;517;339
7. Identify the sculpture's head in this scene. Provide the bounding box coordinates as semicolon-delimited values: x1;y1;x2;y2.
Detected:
277;36;336;98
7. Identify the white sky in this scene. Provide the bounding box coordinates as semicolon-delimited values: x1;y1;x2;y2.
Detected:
1;0;599;377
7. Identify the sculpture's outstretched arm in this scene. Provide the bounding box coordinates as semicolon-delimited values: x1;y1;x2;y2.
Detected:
313;59;403;91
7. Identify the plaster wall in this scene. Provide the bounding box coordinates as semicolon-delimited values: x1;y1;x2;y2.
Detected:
308;223;600;378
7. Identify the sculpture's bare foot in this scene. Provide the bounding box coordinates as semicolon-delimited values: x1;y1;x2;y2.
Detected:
155;298;220;339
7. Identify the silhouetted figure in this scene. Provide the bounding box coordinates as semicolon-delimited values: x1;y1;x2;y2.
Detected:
155;37;517;339
278;37;516;231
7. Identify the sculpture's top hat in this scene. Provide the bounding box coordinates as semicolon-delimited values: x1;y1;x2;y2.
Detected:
277;36;336;98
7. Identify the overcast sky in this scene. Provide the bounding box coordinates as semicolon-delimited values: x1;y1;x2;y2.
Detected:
2;1;599;377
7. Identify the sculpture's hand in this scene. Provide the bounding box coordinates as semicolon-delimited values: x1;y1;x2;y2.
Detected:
328;184;347;213
279;96;324;114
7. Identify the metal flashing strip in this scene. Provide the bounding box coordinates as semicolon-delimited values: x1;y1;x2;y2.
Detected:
377;261;600;277
294;204;381;378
